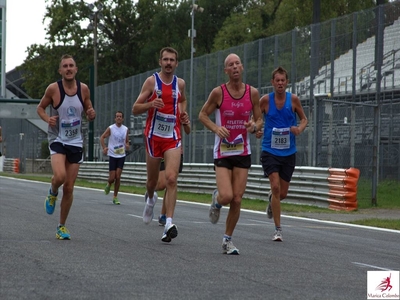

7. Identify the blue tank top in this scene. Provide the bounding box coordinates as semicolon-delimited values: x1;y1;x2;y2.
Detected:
262;92;297;156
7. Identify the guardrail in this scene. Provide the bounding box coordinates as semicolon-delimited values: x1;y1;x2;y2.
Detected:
77;162;360;211
2;158;20;173
0;158;359;210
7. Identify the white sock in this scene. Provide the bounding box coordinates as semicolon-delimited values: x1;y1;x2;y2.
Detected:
166;217;172;227
147;195;156;206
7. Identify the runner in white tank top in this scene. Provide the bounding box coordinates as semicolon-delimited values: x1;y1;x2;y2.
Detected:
100;111;130;205
37;54;96;240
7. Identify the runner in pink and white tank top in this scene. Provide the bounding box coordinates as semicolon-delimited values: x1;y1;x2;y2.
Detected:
213;83;254;159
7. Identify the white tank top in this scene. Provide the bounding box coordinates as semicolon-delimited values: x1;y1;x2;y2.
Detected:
48;80;84;147
107;124;128;158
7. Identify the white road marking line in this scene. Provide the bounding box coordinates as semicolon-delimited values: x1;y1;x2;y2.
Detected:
352;262;393;270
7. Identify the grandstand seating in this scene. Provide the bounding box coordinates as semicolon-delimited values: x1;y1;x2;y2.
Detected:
295;17;400;98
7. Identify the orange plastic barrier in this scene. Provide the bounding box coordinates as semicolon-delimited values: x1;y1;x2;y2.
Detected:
327;167;360;211
13;158;20;173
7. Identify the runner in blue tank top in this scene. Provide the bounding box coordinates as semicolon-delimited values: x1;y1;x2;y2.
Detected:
257;66;308;242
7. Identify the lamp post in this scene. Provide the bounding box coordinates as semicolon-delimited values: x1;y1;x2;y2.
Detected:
88;2;103;88
188;0;203;162
87;2;103;161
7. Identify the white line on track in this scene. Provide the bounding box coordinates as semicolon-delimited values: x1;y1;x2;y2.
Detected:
352;262;394;270
3;176;400;234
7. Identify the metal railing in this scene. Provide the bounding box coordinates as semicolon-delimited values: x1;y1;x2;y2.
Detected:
77;162;359;209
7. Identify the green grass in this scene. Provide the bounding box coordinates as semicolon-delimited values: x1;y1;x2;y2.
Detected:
2;172;399;230
356;178;400;209
348;219;400;231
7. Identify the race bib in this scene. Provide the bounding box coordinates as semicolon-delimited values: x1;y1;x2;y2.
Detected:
153;111;176;138
61;118;81;141
114;145;125;155
220;134;244;156
271;127;290;149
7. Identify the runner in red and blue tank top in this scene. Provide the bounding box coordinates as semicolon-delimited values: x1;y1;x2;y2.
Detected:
144;72;182;145
199;53;263;255
132;47;190;244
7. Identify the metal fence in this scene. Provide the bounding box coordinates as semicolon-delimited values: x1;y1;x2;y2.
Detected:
93;3;400;181
1;2;400;182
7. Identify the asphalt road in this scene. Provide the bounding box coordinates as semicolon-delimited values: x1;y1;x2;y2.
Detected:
1;176;399;300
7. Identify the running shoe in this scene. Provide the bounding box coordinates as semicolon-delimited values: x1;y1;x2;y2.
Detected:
143;192;157;224
266;190;273;219
273;229;283;242
158;214;166;226
161;224;178;243
56;226;71;240
104;184;110;195
113;197;120;205
209;189;221;224
44;189;57;215
222;239;239;255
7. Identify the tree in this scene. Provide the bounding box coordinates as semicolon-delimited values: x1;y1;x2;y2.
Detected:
22;44;92;99
19;0;385;99
212;1;280;50
211;0;379;52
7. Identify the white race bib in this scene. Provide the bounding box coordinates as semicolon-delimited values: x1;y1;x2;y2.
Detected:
61;118;81;141
271;127;290;149
153;111;176;138
114;145;125;155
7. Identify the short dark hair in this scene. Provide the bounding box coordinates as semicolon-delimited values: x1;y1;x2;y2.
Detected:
61;54;74;60
271;66;288;80
115;111;124;118
59;54;76;67
159;47;178;61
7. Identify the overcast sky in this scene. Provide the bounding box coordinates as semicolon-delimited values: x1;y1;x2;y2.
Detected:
5;0;92;72
6;0;48;72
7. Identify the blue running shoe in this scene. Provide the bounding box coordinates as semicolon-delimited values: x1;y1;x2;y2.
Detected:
44;189;57;215
158;214;166;226
56;226;71;240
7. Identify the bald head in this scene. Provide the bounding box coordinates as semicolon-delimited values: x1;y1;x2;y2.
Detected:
224;54;241;68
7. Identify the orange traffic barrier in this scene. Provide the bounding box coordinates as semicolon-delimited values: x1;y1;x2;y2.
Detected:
13;159;20;173
327;167;360;211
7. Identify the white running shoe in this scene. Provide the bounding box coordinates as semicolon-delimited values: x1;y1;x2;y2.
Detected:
142;192;157;224
209;189;221;224
222;239;239;255
273;229;283;242
161;224;178;243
